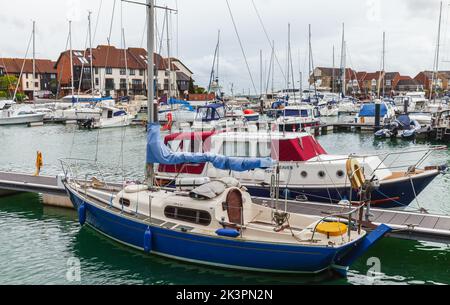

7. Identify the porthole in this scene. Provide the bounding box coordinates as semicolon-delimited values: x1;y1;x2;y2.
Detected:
301;171;308;178
336;170;345;178
318;171;326;178
119;198;131;207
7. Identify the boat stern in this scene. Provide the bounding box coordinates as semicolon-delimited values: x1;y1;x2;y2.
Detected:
331;224;392;277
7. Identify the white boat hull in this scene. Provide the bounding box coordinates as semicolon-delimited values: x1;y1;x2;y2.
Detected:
0;113;44;126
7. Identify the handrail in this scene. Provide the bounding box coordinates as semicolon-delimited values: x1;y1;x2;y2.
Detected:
310;204;364;242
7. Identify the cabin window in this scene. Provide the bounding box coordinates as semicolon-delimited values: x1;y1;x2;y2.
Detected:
164;206;211;226
119;198;131;207
318;171;326;178
336;170;345;178
301;171;308;178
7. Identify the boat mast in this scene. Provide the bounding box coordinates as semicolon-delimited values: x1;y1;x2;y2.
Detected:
32;21;36;102
166;6;172;100
308;24;311;99
69;21;75;97
122;29;129;97
332;45;335;93
286;23;290;97
382;31;386;97
377;31;385;99
121;1;129;97
88;11;94;98
430;1;443;102
260;49;263;98
146;0;156;186
340;23;346;97
217;29;220;97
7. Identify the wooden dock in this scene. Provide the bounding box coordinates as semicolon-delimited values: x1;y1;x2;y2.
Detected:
1;170;450;243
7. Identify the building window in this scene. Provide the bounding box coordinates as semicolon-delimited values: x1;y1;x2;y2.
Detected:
120;68;126;75
139;69;144;76
120;79;127;89
50;74;56;79
83;67;91;74
26;82;29;89
106;67;112;75
35;82;39;88
105;78;115;90
164;206;211;226
95;78;99;86
94;67;99;75
129;69;135;76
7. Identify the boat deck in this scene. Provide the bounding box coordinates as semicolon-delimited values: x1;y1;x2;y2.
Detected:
0;171;449;243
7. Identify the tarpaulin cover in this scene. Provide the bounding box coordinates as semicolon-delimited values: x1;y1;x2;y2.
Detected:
146;123;274;171
359;103;388;117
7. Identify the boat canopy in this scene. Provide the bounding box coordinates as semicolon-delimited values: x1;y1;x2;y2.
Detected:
359;103;388;117
396;115;411;128
195;103;225;122
146;123;274;171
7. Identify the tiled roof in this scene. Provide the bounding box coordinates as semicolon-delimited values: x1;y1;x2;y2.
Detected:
58;45;171;71
0;58;57;74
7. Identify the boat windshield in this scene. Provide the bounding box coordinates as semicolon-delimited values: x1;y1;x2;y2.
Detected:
284;109;310;117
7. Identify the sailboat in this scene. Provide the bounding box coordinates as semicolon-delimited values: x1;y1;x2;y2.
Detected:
61;1;391;277
0;21;44;126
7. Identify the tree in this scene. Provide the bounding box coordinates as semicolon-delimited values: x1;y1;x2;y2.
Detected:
194;87;206;94
0;75;18;96
188;77;195;94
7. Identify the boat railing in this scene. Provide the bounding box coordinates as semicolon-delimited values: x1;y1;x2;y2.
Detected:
59;158;115;193
280;145;447;177
310;203;365;242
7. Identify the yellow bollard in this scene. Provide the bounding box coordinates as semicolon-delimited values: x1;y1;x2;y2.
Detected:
35;151;43;176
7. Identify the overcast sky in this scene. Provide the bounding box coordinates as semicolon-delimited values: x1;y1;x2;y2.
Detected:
0;0;447;94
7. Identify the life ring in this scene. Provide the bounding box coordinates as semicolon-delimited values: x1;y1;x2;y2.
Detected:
346;158;366;190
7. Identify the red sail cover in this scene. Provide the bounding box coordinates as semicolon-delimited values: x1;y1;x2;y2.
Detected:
272;136;327;162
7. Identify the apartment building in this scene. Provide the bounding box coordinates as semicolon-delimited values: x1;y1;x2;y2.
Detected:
0;58;57;99
55;45;193;99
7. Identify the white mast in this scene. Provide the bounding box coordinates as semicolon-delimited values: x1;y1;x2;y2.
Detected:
332;45;335;93
166;6;172;100
32;21;36;102
122;29;129;96
69;21;74;97
430;1;443;101
340;23;346;97
88;12;94;98
146;0;156;184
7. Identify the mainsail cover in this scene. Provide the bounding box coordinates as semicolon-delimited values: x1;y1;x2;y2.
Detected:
146;123;274;172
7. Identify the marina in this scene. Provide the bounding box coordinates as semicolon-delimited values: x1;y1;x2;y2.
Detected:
0;0;450;288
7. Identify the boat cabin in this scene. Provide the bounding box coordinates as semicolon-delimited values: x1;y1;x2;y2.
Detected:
195;103;225;122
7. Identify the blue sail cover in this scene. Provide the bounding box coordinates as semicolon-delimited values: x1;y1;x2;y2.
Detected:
168;98;194;111
359;103;388;117
146;124;274;171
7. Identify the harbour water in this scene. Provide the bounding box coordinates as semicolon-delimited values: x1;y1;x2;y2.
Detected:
0;123;449;285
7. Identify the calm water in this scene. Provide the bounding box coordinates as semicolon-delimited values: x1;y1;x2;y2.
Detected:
0;123;449;285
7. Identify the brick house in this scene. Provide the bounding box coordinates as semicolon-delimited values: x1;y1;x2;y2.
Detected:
414;71;450;92
395;76;422;92
0;58;57;99
309;67;357;93
55;45;193;99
